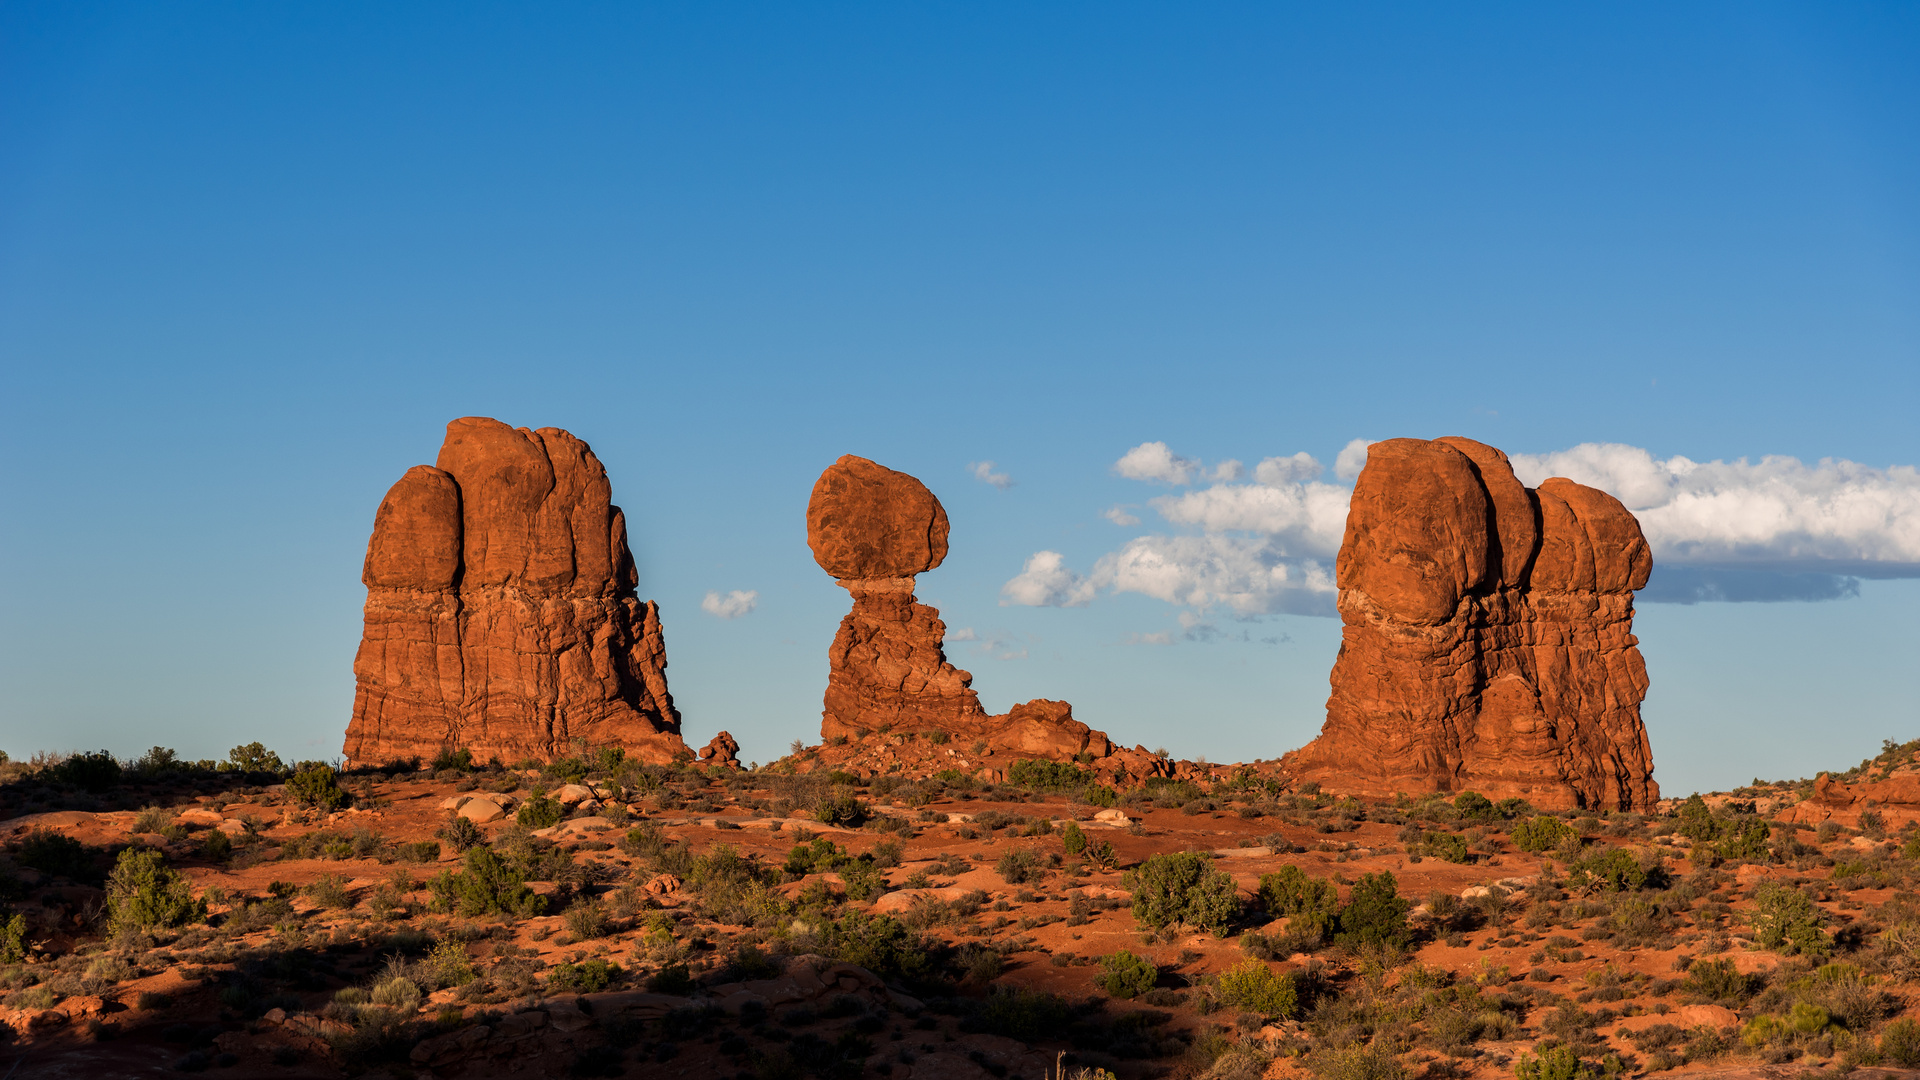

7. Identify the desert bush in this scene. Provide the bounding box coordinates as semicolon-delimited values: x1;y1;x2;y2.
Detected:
1566;847;1663;892
823;912;932;981
1674;794;1720;841
563;897;611;940
1214;959;1297;1019
13;829;100;884
1454;791;1498;823
369;974;422;1012
1100;949;1158;998
438;816;486;854
1009;759;1094;791
431;747;474;772
1682;957;1757;1003
1061;820;1089;856
516;790;564;829
287;764;351;812
132;805;172;835
1715;820;1772;862
868;838;905;868
1881;1017;1920;1067
106;848;207;933
549;958;620;993
1308;1041;1406;1080
307;873;353;909
813;788;870;827
1419;830;1471;864
49;750;122;792
427;847;546;918
1126;851;1238;935
1334;872;1411;950
1258;865;1339;920
1513;1044;1596;1080
996;847;1045;885
226;742;285;774
395;840;441;863
965;985;1070;1042
0;912;27;964
1751;882;1830;957
1512;815;1578;854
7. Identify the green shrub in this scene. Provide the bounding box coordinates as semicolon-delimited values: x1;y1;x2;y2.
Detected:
438;816;484;852
1453;791;1497;823
1125;851;1239;935
1514;1044;1593;1080
226;742;285;774
549;958;620;993
1751;882;1829;957
431;747;473;772
840;859;887;902
1681;957;1756;1004
1257;865;1338;918
1008;759;1094;791
996;847;1044;885
426;847;547;918
1215;959;1297;1018
968;985;1070;1042
0;911;27;963
106;848;207;933
564;897;611;939
49;750;122;792
1788;1001;1830;1035
1881;1017;1920;1067
1675;794;1721;842
396;840;441;863
1420;831;1471;864
1062;821;1088;856
1512;815;1577;854
1309;1041;1407;1080
1567;847;1660;892
287;764;351;812
14;829;99;883
1334;871;1410;950
1081;785;1118;808
1716;820;1771;862
370;974;422;1012
1099;949;1157;999
813;790;870;827
648;963;695;994
307;873;353;909
824;912;932;981
516;791;564;829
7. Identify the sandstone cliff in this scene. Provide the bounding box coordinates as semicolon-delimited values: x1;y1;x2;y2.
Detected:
1283;437;1658;810
344;417;690;765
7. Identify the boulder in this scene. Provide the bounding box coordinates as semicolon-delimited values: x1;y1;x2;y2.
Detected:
699;731;742;769
1283;437;1658;811
343;418;688;767
458;798;508;824
174;808;223;827
552;784;596;806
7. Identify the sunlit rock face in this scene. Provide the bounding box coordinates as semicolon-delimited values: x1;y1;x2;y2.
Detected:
1284;437;1658;811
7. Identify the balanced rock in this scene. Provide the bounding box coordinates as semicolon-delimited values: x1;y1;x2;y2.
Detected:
806;455;1109;763
699;731;742;769
343;418;688;766
1283;437;1658;810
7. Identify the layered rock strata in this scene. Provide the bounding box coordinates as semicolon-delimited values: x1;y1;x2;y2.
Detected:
344;417;689;765
806;455;1112;764
1284;437;1658;810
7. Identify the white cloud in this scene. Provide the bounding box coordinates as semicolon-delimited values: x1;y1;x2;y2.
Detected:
1013;439;1920;621
968;460;1014;490
1113;441;1201;485
700;589;759;619
944;626;977;642
1333;438;1374;481
1510;444;1920;567
1209;459;1245;482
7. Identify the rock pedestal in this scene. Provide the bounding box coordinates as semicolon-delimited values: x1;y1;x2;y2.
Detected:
1283;437;1658;810
343;417;687;766
806;455;1108;763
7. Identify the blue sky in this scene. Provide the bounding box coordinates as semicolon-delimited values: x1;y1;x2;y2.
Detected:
1;3;1915;795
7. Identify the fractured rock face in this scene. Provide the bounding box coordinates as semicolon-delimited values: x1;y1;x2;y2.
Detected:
806;455;1107;765
1283;437;1658;810
344;417;687;766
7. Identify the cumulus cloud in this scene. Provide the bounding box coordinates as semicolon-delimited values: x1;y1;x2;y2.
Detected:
1000;550;1097;607
944;626;978;642
1509;444;1920;568
1010;438;1920;621
1113;441;1201;485
968;460;1014;490
700;589;759;619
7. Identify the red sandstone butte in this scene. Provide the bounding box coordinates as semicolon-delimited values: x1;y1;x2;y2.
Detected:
806;455;1110;762
1283;436;1658;811
344;417;689;766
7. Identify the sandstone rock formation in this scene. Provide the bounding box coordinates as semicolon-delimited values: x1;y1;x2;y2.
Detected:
344;417;687;766
806;455;1112;766
1283;437;1658;810
699;732;743;770
1783;772;1920;829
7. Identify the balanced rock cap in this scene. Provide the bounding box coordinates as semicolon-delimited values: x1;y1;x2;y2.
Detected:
806;455;950;580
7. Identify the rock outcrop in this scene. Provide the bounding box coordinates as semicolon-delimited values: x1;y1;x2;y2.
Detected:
806;455;1112;768
1284;437;1658;810
344;417;687;766
1782;772;1920;829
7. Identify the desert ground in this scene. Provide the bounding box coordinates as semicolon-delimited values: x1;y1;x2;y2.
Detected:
6;741;1920;1080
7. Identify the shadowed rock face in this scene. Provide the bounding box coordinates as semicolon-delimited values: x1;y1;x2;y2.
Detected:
806;455;1111;763
344;417;688;766
1284;436;1658;811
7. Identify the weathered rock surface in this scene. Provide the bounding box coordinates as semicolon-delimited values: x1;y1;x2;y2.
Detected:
806;455;1109;767
1782;772;1920;829
1284;437;1658;810
344;417;687;766
699;731;742;769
